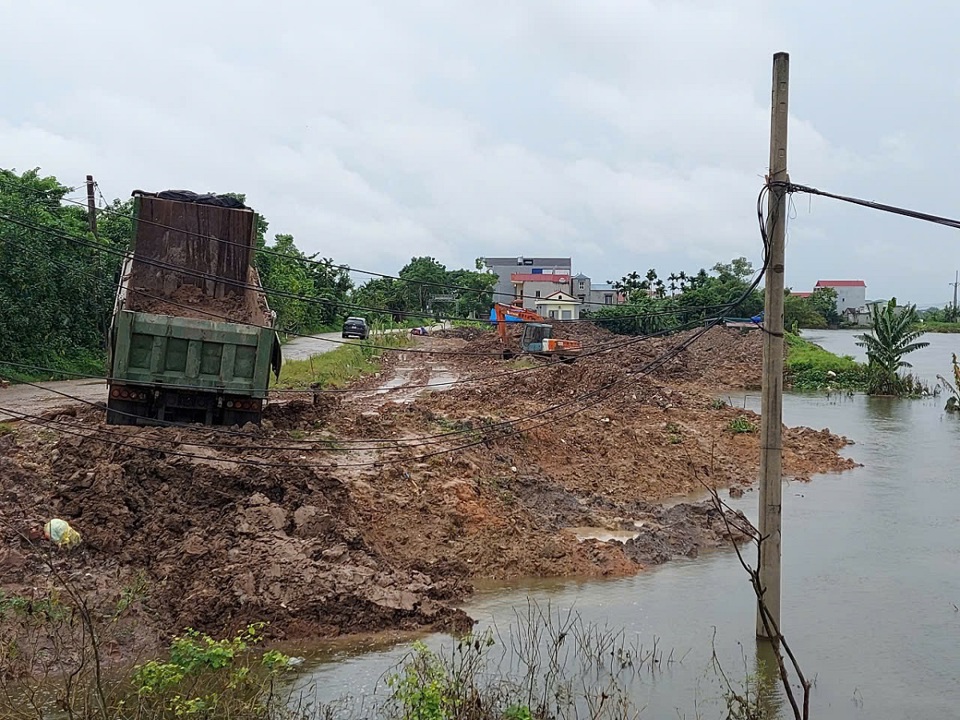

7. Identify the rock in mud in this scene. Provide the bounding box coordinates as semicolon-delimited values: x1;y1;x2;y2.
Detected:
622;501;752;566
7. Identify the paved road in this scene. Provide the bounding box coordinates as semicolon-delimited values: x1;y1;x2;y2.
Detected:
0;378;107;421
281;331;350;362
281;323;448;362
0;324;449;420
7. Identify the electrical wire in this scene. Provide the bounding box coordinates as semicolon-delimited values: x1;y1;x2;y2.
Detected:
0;313;713;447
1;173;736;311
0;212;741;361
775;181;960;231
0;183;773;460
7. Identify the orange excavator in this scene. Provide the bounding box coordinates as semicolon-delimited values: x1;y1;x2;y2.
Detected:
493;303;582;362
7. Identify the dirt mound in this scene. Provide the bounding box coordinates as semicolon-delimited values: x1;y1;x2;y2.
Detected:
128;285;257;324
264;396;340;430
0;425;470;651
433;327;488;341
621;501;753;565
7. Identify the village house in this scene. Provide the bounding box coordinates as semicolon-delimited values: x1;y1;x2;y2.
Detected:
814;279;867;314
534;291;582;320
481;256;624;312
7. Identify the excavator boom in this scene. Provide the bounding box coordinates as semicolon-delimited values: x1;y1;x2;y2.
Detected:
492;303;582;361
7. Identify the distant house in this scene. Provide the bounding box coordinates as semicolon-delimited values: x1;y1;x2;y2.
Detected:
510;272;572;311
814;280;867;314
535;291;581;320
572;273;624;307
791;291;812;299
482;256;572;307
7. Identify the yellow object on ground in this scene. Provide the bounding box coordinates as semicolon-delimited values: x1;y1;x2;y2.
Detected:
43;519;82;548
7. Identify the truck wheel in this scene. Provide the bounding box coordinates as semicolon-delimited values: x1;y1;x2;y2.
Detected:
106;398;147;426
222;409;262;427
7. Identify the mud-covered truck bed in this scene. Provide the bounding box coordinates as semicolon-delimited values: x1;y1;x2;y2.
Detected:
106;190;281;426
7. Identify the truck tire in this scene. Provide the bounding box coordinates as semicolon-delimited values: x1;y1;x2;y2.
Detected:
222;409;262;427
106;398;148;426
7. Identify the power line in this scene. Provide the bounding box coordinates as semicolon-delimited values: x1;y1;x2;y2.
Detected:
0;211;744;362
777;181;960;232
1;173;736;311
0;312;714;446
0;309;746;468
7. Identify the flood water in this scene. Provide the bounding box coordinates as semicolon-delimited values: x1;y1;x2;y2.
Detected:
295;331;960;719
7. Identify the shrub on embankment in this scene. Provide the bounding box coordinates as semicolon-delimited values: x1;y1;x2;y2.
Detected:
784;332;868;392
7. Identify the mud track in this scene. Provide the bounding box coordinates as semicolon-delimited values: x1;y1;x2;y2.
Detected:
0;329;858;656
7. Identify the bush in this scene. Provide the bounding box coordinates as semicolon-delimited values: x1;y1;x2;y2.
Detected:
784;333;868;391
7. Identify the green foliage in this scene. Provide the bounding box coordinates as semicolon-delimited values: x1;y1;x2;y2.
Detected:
255;233;353;336
784;291;827;329
132;623;294;718
784;332;868;391
352;257;496;322
808;286;841;326
728;416;758;434
0;168;118;377
594;257;764;335
710;397;729;410
942;355;960;413
855;298;930;396
274;329;410;390
921;304;960;324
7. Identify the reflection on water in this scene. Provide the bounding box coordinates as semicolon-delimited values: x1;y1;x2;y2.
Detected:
291;340;960;718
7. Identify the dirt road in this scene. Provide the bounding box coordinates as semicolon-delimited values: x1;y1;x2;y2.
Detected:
0;378;106;421
0;325;858;653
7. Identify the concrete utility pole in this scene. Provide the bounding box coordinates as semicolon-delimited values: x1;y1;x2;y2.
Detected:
85;175;97;236
757;52;789;640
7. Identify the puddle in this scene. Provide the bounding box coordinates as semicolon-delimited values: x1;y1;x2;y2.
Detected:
567;526;642;543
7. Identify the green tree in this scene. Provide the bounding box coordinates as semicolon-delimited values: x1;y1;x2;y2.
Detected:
397;256;449;315
784;291;827;329
808;286;841;326
447;268;497;319
855;298;929;395
0;168;118;377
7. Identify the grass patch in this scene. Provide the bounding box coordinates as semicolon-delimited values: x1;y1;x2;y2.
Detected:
0;423;15;436
919;321;960;333
274;332;410;389
784;332;868;391
0;350;106;384
728;415;757;434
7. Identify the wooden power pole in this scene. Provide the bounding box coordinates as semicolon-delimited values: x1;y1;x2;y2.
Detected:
85;175;97;236
757;52;789;640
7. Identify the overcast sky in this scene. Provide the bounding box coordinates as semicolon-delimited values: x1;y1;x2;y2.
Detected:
3;0;959;306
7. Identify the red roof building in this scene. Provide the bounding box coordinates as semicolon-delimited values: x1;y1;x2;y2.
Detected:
814;280;866;288
792;291;812;298
510;273;570;283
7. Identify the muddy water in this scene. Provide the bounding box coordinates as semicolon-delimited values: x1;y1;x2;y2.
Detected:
296;332;960;719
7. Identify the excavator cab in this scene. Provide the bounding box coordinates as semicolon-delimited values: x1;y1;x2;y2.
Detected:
492;303;582;362
520;323;553;353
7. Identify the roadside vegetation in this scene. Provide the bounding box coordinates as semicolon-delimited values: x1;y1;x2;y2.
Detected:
273;330;410;390
584;257;842;334
784;332;868;392
855;298;930;396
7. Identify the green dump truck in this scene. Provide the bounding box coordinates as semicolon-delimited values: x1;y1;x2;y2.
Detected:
106;190;281;426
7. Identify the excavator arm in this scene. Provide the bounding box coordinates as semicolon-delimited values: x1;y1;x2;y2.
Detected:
493;303;545;342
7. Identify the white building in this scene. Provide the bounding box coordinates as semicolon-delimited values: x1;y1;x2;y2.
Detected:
814;280;867;314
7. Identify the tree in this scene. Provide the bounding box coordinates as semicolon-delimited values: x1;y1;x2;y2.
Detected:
447;268;497;319
783;291;827;330
397;256;449;315
855;298;929;395
808;287;841;326
0;168;118;376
